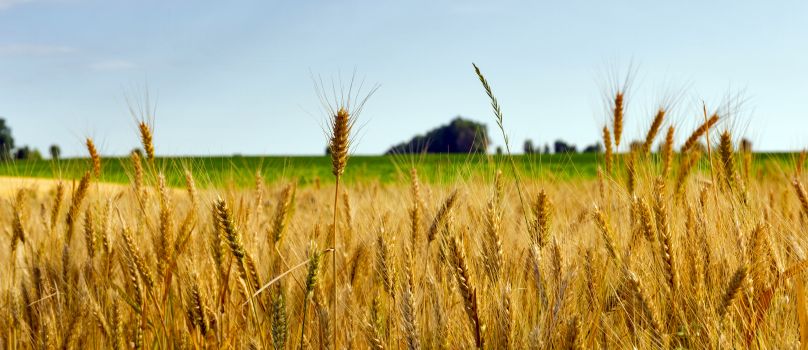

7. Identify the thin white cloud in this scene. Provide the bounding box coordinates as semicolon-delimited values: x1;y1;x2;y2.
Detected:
0;44;77;56
0;0;31;10
90;59;136;71
0;0;80;11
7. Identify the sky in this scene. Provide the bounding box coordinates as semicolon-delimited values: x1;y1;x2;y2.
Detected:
1;0;807;157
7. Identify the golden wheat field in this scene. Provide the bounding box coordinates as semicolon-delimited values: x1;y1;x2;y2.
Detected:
3;73;808;350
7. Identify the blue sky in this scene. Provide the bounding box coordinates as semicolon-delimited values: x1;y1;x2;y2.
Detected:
1;0;806;156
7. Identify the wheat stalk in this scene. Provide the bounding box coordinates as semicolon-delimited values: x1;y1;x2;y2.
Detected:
603;126;614;174
409;168;424;246
272;282;289;350
86;138;102;178
66;172;91;243
184;169;198;208
613;92;625;149
427;190;458;243
796;274;808;349
718;131;738;194
531;190;553;249
637;198;656;243
138;121;155;163
626;270;662;336
473;63;531;236
718;265;748;318
483;170;504;281
681;114;719;154
300;241;323;350
626;153;637;195
214;198;253;292
642;108;665;154
375;222;396;298
400;246;421;350
271;182;296;245
499;284;513;350
448;235;484;349
131;151;144;198
674;150;701;198
84;206;96;260
156;173;174;278
10;189;26;254
189;276;209;336
593;205;623;268
794;178;808;218
661;126;674;179
326;102;361;348
121;225;155;291
653;179;678;303
49;182;65;233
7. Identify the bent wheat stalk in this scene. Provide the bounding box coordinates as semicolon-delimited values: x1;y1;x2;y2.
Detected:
473;63;531;235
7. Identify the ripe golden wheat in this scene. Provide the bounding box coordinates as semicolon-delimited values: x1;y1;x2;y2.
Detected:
2;73;808;350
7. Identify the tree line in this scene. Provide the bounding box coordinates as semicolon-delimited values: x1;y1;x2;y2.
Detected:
0;118;61;161
383;116;752;156
384;116;610;155
1;116;748;160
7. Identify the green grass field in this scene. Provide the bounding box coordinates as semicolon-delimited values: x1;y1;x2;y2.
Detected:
0;152;798;188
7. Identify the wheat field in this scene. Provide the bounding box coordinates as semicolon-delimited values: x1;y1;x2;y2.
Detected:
3;71;808;350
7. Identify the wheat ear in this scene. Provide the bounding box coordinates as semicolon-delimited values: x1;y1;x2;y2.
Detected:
642;108;665;154
718;265;748;318
448;235;484;349
473;63;532;235
138;121;155;163
271;182;296;245
654;179;678;304
328;106;353;348
66;172;91;243
400;246;421;350
613;92;625;148
86;138;102;177
427;189;458;243
300;241;323;350
482;170;504;281
10;189;26;254
272;282;289;350
793;178;808;218
603;126;613;174
661;126;674;179
50;182;65;233
532;189;553;249
681;114;719;153
718;131;738;193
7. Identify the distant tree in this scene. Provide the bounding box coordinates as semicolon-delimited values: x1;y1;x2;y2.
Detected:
740;138;753;153
583;143;603;153
554;140;577;154
495;146;503;155
49;144;61;160
14;145;42;161
0;118;14;161
543;144;550;154
131;148;145;159
386;117;489;154
523;139;535;154
629;140;643;153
